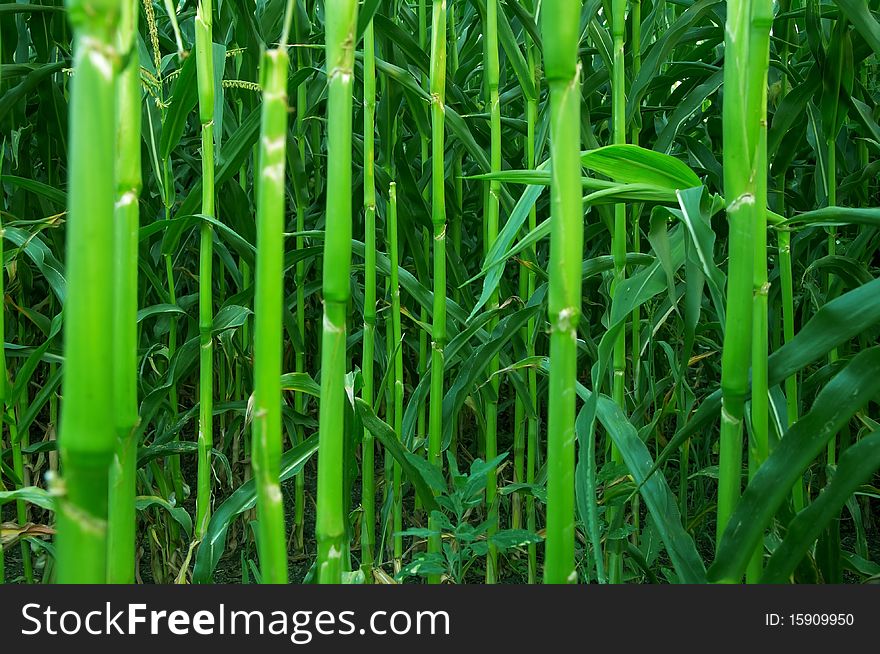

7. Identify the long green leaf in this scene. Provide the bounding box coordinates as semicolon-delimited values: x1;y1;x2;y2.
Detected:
192;435;319;583
581;145;702;189
709;347;880;583
762;432;880;583
354;398;440;513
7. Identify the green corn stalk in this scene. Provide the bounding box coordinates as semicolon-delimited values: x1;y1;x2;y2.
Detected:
376;6;403;569
389;182;404;453
163;237;183;502
418;231;429;462
542;0;583;585
194;0;216;539
235;135;248;489
607;0;628;584
513;280;527;534
524;0;540;584
717;0;772;559
9;355;32;581
417;0;429;457
9;431;31;582
164;273;182;504
630;0;642;422
56;0;121;584
745;0;773;584
629;0;643;555
773;0;802;512
447;0;462;467
106;0;141;583
388;181;404;572
483;0;501;585
361;16;378;578
15;309;32;583
427;0;448;585
391;178;404;567
235;164;250;505
316;0;358;584
252;11;294;581
824;16;847;465
292;6;308;552
449;0;462;320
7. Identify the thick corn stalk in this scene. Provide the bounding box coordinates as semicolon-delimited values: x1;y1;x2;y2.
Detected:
542;0;583;585
56;0;122;583
717;0;773;572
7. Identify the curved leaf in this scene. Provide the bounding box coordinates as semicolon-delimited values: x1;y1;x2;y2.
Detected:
135;495;192;540
354;398;440;513
650;276;880;478
709;347;880;583
0;486;55;512
762;432;880;583
563;365;707;583
192;434;319;583
581;144;702;190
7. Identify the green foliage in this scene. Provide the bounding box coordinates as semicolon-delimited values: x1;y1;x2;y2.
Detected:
0;0;877;586
396;453;542;583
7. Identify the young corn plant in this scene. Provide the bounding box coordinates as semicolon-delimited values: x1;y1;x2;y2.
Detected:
360;9;378;579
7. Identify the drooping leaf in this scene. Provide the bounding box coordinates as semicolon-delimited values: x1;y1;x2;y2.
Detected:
0;486;55;512
135;496;193;540
564;366;708;584
650;277;880;477
709;348;880;583
581;144;703;190
192;435;319;583
762;432;880;583
354;397;440;513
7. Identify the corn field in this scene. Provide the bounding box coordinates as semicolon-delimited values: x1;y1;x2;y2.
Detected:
0;0;878;585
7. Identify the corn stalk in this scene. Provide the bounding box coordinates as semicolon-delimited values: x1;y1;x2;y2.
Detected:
316;0;358;584
56;0;121;583
542;0;583;585
106;0;142;583
194;0;216;539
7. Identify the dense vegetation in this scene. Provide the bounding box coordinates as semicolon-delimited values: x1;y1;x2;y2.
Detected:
0;0;879;585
